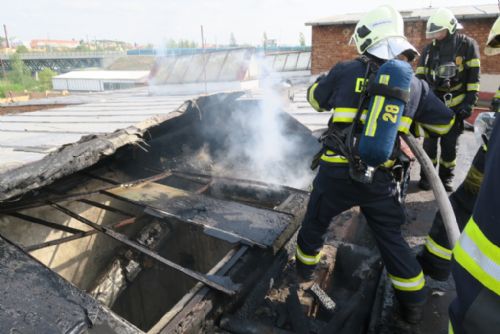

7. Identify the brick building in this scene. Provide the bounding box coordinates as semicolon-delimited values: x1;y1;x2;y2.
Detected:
306;5;499;92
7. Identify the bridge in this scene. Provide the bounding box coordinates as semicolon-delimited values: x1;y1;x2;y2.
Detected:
0;51;126;72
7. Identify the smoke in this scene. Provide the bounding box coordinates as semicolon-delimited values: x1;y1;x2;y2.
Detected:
204;55;318;190
146;47;318;190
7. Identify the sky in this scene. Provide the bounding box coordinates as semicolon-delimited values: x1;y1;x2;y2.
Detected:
3;0;497;47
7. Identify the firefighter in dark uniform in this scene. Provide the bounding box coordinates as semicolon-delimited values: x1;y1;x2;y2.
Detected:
416;17;500;284
295;5;455;324
446;17;500;334
417;8;481;192
417;94;498;281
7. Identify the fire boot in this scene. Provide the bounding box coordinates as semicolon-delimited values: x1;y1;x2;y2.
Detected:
295;259;316;288
439;166;454;192
418;176;431;191
417;251;450;281
399;300;426;324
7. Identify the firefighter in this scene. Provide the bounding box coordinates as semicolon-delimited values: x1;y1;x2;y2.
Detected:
416;8;481;192
447;17;500;334
295;5;455;324
417;16;500;284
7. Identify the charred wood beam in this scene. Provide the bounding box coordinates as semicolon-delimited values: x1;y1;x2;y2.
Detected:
79;171;120;185
101;190;267;249
318;259;382;334
286;284;310;334
23;217;136;252
50;202;239;296
0;170;173;214
77;199;135;217
149;245;248;334
7;212;84;234
171;169;310;195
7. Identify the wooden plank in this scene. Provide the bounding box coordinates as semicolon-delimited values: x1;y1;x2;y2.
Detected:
105;182;293;248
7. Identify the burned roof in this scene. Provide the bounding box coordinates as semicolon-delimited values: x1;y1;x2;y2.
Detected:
0;90;197;201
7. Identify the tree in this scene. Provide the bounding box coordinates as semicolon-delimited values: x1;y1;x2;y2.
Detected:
16;45;29;54
38;67;56;90
166;39;178;49
229;33;237;47
8;53;30;85
299;32;306;47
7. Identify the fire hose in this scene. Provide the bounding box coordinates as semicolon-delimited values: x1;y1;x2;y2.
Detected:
402;134;460;247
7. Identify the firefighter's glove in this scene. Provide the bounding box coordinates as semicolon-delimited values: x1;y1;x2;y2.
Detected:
456;107;472;120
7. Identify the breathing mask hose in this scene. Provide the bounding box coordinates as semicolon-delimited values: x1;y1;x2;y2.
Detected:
402;134;460;247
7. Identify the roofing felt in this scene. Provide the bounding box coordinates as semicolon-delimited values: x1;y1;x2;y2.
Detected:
306;4;499;26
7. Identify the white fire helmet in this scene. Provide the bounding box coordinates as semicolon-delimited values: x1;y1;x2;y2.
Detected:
485;16;500;56
351;5;418;61
426;8;463;39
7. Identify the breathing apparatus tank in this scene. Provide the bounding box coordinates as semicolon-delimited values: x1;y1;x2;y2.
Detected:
358;59;413;167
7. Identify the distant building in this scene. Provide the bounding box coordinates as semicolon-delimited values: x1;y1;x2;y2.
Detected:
30;39;79;50
52;70;150;92
306;4;499;91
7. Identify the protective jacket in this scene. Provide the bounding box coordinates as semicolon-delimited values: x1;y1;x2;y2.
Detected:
449;117;500;333
308;56;456;167
416;33;480;112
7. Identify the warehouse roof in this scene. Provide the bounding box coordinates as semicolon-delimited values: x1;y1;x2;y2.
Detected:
54;70;150;81
306;4;499;26
0;78;326;201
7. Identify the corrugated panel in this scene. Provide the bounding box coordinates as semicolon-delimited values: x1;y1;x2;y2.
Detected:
149;48;254;84
265;52;311;72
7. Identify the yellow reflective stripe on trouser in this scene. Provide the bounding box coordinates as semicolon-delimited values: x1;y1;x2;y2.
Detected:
453;217;500;295
465;58;481;68
308;83;323;112
414;123;429;138
296;245;321;266
441;159;457;168
320;150;349;163
448;94;465;108
448;321;455;334
467;82;480;92
398;116;412;134
332;108;368;123
388;271;425;291
420;116;456;135
425;236;452;260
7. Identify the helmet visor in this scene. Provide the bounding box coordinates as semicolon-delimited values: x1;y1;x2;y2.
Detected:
366;37;419;61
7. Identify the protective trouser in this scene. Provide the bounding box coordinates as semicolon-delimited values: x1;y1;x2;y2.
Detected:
448;263;500;334
296;166;427;305
421;120;463;182
419;148;486;278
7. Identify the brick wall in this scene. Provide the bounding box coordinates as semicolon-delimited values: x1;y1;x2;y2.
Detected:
311;17;498;76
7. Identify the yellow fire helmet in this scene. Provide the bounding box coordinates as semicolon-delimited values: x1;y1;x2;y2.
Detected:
426;8;463;39
351;5;418;61
485;16;500;56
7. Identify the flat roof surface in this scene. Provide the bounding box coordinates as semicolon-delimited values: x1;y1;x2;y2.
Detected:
306;4;499;26
0;75;323;201
54;70;150;80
